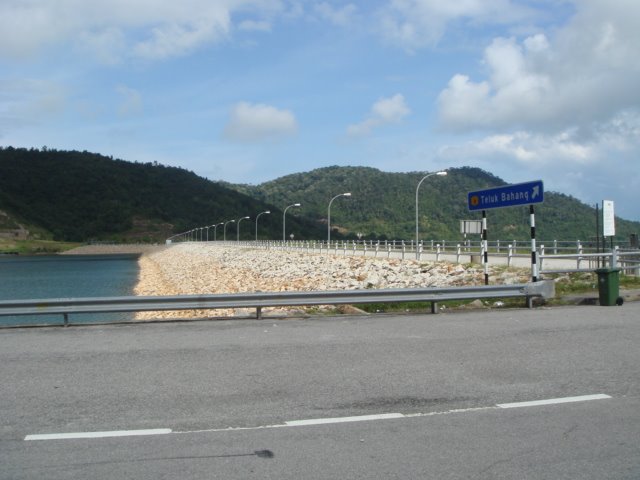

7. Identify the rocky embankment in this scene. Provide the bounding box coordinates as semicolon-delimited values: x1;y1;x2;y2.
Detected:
133;243;529;319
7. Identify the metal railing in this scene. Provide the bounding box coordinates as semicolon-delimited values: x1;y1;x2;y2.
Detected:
213;239;639;276
0;281;554;327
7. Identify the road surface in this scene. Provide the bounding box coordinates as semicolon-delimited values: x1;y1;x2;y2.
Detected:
2;304;639;479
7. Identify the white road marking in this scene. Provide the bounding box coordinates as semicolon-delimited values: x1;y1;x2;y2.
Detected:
285;413;404;426
24;428;172;441
25;393;612;441
496;394;611;409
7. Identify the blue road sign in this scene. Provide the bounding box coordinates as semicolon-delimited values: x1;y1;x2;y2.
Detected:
468;180;544;211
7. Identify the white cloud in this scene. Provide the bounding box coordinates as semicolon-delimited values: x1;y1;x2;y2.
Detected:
376;0;536;51
437;1;640;133
347;94;410;137
0;0;279;62
223;102;298;142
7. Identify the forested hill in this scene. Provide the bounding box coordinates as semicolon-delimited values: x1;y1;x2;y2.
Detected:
1;147;638;243
0;147;323;242
225;165;640;242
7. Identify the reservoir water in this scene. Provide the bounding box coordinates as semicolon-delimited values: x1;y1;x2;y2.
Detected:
0;254;140;326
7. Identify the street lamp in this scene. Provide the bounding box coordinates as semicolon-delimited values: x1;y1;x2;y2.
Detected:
237;216;250;241
255;210;271;241
283;203;301;241
327;192;351;243
223;220;235;241
415;171;447;259
212;222;223;241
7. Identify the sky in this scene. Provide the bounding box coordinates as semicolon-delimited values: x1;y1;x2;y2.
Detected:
1;0;639;221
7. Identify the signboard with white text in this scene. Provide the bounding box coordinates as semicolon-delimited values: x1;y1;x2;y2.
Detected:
603;200;615;237
468;180;544;211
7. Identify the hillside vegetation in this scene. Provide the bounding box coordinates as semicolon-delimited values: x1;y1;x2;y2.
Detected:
225;165;640;242
0;147;323;242
1;147;638;244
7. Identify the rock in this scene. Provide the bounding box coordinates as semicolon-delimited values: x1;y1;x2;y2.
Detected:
132;244;529;319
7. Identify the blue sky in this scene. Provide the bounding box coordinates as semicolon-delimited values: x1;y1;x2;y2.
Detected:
1;0;639;221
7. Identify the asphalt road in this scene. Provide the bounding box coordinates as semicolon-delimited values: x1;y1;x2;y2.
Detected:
2;304;639;479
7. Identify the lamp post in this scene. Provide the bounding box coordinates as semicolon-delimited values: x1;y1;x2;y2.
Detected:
223;220;235;242
327;192;351;243
255;210;271;241
237;216;250;241
283;203;301;241
415;171;447;259
212;222;223;241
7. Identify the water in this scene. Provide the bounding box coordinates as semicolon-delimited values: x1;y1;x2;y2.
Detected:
0;254;140;326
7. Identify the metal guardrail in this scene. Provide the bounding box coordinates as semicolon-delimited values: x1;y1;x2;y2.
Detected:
0;281;554;327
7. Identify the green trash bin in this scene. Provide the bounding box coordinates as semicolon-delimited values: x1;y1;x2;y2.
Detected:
594;268;623;306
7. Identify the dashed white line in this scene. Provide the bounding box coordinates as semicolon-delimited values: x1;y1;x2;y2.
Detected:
496;394;611;409
24;428;172;441
285;413;405;426
25;393;612;441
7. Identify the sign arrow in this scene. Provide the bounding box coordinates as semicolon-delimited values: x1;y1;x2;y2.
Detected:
532;185;540;199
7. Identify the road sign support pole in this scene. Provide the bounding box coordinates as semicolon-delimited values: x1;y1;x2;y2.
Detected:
526;205;538;308
530;205;537;282
482;210;488;285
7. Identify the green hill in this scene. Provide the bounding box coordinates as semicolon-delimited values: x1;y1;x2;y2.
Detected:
0;147;323;242
225;165;640;243
1;147;638;244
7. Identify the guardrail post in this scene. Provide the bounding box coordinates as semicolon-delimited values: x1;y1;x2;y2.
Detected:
387;243;392;258
402;241;406;260
553;239;558;255
63;313;69;327
577;240;583;269
375;242;379;257
496;239;500;253
508;244;513;267
256;306;262;319
612;246;618;268
363;242;368;256
436;244;441;261
431;301;439;314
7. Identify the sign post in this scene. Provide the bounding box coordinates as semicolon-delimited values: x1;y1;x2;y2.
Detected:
468;181;544;285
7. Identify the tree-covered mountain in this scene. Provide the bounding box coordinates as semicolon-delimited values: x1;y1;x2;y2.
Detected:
0;147;323;242
225;165;640;243
1;147;638;244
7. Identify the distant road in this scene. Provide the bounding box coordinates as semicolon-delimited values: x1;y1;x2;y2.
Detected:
2;304;639;479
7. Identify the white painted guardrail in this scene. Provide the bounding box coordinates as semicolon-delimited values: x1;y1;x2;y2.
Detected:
0;281;554;327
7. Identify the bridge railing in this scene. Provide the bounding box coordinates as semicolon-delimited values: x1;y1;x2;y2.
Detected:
0;281;554;327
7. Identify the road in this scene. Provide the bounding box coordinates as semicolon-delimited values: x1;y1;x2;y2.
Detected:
2;304;639;479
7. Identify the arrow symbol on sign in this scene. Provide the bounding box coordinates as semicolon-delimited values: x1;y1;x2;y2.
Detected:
532;185;540;199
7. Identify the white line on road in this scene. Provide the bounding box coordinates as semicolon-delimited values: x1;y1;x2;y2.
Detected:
24;428;172;441
25;393;612;441
285;413;405;426
496;394;611;409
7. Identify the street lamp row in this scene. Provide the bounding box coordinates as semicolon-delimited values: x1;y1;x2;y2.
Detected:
170;171;446;245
